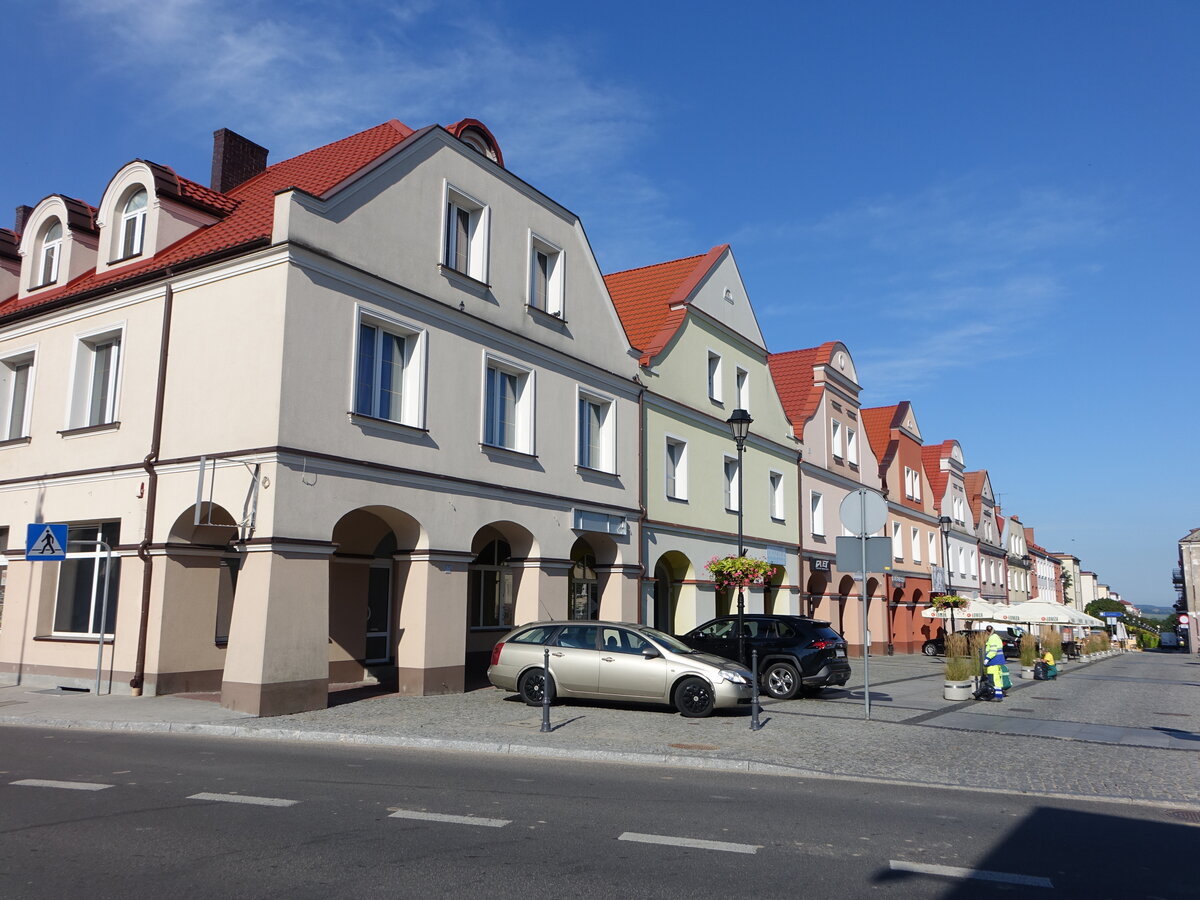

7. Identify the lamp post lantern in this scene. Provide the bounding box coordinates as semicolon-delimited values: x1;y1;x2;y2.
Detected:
939;515;956;635
727;408;753;665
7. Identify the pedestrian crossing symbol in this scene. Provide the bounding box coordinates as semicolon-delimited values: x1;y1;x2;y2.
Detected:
26;523;68;560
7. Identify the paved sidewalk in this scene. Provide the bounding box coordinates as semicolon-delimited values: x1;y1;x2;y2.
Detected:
3;650;1198;809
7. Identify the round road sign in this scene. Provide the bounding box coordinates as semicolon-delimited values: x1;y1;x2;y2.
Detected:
839;488;888;536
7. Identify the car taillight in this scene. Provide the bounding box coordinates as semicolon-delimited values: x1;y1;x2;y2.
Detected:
811;639;835;650
489;642;505;667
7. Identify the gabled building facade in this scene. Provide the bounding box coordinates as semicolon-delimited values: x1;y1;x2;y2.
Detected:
0;119;643;715
861;401;938;653
605;246;800;633
1002;514;1032;603
922;441;980;603
966;470;1006;607
769;342;885;655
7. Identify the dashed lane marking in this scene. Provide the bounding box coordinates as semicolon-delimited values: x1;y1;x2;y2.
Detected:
618;832;759;854
388;809;510;828
187;792;298;807
890;859;1053;888
11;779;113;791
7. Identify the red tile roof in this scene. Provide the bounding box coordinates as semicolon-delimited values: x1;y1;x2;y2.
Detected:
767;342;838;433
0;119;417;322
603;246;726;363
860;404;900;467
964;470;987;525
921;441;955;507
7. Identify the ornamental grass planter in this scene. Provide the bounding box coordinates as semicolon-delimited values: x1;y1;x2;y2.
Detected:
943;679;973;701
1019;665;1036;680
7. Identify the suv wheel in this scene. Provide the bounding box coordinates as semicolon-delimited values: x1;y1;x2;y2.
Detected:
922;641;939;657
762;661;800;700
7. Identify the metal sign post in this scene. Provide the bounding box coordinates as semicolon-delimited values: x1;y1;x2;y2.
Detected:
838;489;888;721
72;540;114;696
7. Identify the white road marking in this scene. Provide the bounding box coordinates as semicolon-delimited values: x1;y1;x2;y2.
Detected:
11;779;112;791
389;809;510;828
619;832;759;855
187;792;298;807
890;859;1054;888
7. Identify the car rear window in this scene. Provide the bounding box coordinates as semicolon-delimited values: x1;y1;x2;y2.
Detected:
805;624;843;643
509;626;556;644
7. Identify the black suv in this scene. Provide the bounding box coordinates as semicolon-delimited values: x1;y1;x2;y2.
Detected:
921;628;1021;658
678;615;850;700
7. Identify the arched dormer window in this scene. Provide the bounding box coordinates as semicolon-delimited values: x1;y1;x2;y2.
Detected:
119;189;147;259
38;220;63;286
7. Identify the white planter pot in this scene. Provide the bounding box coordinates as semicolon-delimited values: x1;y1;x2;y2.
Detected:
944;679;973;701
1020;665;1035;680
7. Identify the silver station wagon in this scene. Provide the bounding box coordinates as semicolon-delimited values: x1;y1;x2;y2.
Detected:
487;620;754;717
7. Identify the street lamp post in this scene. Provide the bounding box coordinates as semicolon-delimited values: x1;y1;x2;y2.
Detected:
939;515;956;635
727;408;753;665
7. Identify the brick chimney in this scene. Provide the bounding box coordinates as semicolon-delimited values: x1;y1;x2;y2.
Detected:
14;205;33;234
210;128;269;193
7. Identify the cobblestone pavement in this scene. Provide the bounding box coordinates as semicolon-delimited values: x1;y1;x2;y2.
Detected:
4;650;1199;808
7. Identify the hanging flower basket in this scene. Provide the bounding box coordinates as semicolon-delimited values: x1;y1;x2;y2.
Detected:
932;594;969;610
705;555;777;590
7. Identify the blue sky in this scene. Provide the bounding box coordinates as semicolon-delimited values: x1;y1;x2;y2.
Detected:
4;1;1197;606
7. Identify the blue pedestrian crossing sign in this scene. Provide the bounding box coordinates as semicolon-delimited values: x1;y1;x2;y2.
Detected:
26;523;68;560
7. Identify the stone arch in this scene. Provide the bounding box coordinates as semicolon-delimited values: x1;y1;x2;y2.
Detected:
568;537;601;620
806;572;829;618
650;551;693;633
465;521;538;680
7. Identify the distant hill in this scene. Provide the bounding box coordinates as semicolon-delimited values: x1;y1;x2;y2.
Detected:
1138;605;1176;618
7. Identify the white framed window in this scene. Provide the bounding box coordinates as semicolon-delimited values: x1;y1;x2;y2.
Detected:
707;352;723;402
831;419;843;460
929;532;938;565
577;390;614;472
969;549;977;579
892;522;903;560
811;491;825;537
528;233;564;316
847;428;858;465
735;367;749;410
69;327;122;429
1;350;35;441
443;184;489;282
769;470;784;520
912;527;921;563
482;355;533;453
723;455;740;511
37;219;63;287
958;546;966;577
53;521;121;636
665;437;687;500
354;313;425;427
118;189;147;259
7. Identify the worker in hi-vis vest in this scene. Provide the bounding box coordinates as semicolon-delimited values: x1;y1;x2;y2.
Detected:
983;626;1006;701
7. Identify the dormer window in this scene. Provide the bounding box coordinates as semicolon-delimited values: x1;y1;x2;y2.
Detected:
38;220;62;286
119;189;147;259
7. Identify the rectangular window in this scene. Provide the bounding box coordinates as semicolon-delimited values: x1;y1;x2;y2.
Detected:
483;358;532;452
831;419;843;460
665;438;687;500
846;428;858;465
723;456;740;511
528;234;564;316
707;352;723;402
892;522;903;560
577;392;614;472
354;320;418;424
958;546;966;577
443;186;488;282
929;532;938;565
1;352;34;440
912;527;921;563
70;329;122;428
735;367;749;410
811;491;825;537
53;521;121;636
769;471;784;520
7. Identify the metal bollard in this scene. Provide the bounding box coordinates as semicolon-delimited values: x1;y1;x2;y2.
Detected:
540;645;552;733
750;648;762;731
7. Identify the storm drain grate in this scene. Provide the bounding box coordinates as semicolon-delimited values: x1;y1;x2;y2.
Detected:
1167;809;1200;824
1155;712;1191;717
1030;697;1061;701
668;743;720;751
1006;707;1035;713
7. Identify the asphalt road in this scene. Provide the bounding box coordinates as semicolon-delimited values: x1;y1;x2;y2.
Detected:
1;727;1194;899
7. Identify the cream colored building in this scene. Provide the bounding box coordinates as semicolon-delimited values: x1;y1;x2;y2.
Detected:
605;246;800;634
0;119;642;715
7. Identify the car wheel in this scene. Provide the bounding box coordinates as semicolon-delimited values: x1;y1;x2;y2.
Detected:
673;676;716;718
922;641;939;657
518;668;554;706
762;661;800;700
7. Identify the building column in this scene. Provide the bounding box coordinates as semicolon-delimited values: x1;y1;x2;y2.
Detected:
597;563;641;622
394;550;471;696
220;541;334;716
512;557;571;624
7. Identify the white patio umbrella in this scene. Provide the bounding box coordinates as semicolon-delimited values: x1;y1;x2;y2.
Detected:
993;601;1076;625
921;599;999;621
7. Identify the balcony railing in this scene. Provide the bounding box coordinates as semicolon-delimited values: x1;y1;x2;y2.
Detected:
1173;567;1184;586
